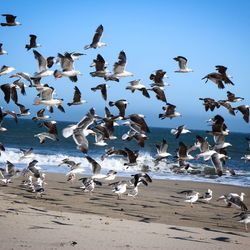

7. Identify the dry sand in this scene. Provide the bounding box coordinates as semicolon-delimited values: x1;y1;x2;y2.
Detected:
0;173;250;249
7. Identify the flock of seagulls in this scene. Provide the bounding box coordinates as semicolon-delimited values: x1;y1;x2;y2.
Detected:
0;14;250;231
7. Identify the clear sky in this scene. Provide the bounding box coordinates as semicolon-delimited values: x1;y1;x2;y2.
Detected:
1;0;250;133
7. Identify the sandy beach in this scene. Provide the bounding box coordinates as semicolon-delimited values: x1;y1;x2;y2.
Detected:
0;173;250;250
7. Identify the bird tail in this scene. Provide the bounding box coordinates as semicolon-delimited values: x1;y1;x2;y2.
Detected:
90;87;97;92
84;45;90;50
109;101;115;107
33;97;41;105
158;114;165;119
25;44;31;51
67;102;72;106
0;23;8;26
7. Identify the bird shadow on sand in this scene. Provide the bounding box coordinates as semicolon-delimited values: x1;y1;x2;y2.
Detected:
168;226;198;234
211;237;231;242
168;236;210;244
29;225;55;230
203;227;247;237
51;220;74;226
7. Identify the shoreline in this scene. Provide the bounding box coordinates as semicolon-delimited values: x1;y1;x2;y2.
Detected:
1;172;250;249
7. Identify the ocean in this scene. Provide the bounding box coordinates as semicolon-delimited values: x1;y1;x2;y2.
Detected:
0;118;250;187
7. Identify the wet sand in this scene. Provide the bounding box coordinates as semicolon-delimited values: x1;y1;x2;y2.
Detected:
0;173;250;249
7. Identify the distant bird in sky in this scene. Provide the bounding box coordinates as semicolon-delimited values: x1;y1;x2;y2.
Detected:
233;105;249;123
105;50;133;80
67;86;86;106
159;103;181;119
25;34;41;51
1;83;18;103
0;43;7;55
54;52;82;82
126;79;150;98
148;86;167;103
0;65;15;77
90;54;109;78
32;50;54;78
15;103;31;116
226;91;244;103
1;14;21;26
199;97;220;112
150;69;168;87
109;99;128;118
173;56;193;73
91;83;109;101
84;24;106;50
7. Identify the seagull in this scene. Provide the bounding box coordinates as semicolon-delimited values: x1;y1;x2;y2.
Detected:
32;50;54;78
215;65;234;85
109;99;128;118
0;65;15;76
15;103;31;116
184;191;200;207
20;148;34;160
176;141;194;161
54;52;82;82
105;50;133;80
241;154;250;162
199;97;220;112
123;147;139;167
79;177;102;193
173;56;193;73
109;180;128;199
0;161;20;184
0;83;18;103
226;91;244;103
155;138;172;164
62;109;96;153
233;212;250;231
90;54;109;78
159;103;181;119
34;121;59;144
0;107;18;131
0;43;7;55
217;193;248;211
101;147;127;161
123;114;150;134
25;34;41;51
150;69;168;87
233;105;249;123
105;170;117;181
91;83;109;101
34;84;65;113
217;100;235;116
67;86;86;106
148;86;167;103
202;72;225;89
126;79;150;98
9;72;32;88
171;125;191;139
84;24;106;49
85;155;106;179
32;108;50;121
1;14;21;26
199;189;213;203
122;129;147;147
206;114;229;136
212;134;232;150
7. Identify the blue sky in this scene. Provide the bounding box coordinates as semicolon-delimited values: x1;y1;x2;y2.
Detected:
1;0;250;132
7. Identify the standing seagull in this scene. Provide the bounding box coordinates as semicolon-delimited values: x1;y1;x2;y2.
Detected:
25;34;41;51
233;212;250;231
173;56;193;73
184;191;200;207
1;14;21;26
84;25;106;49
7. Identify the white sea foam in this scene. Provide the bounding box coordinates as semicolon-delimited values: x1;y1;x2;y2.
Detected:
1;147;249;187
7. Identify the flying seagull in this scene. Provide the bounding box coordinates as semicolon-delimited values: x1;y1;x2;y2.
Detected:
1;14;21;26
84;24;106;49
0;43;7;55
126;79;150;98
91;83;109;101
173;56;193;73
67;86;86;106
25;34;41;51
0;65;15;77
